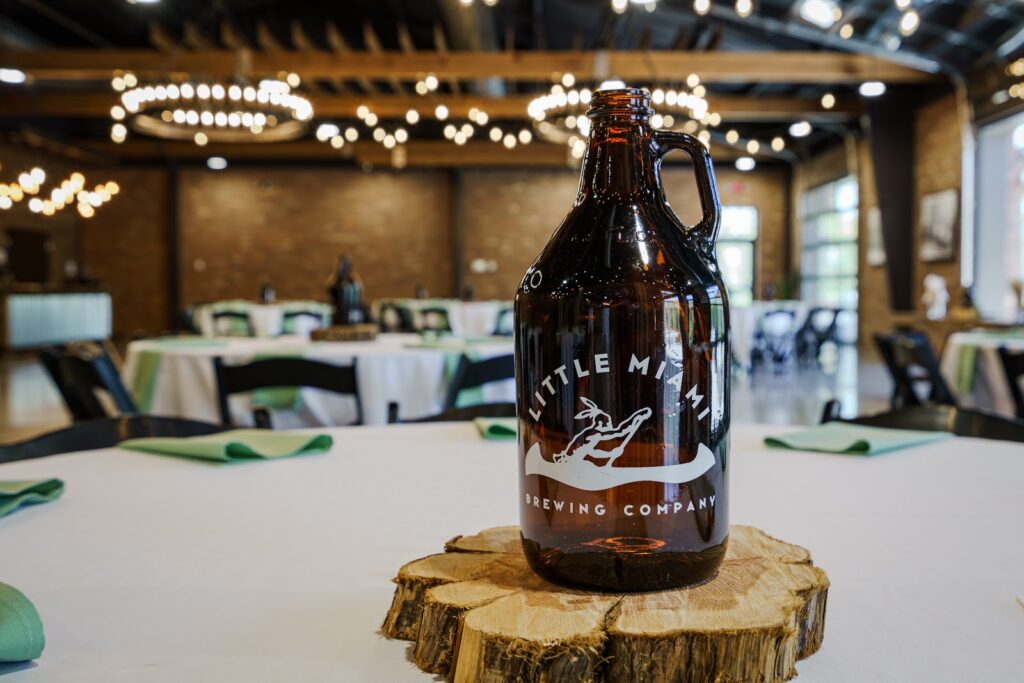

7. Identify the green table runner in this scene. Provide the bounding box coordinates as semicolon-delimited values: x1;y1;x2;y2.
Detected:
765;422;952;455
474;417;517;440
0;480;64;519
120;429;332;462
0;582;45;663
953;329;1024;393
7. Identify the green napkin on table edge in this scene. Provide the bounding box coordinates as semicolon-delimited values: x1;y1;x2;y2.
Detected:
474;417;517;440
119;429;332;463
0;480;64;519
765;422;952;455
0;582;44;663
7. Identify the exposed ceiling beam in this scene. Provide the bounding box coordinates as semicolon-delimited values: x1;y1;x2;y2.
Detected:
325;20;374;93
72;138;758;166
0;49;937;83
1;91;860;122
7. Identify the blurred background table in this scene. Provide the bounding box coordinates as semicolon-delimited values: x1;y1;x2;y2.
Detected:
371;299;513;337
190;300;334;338
122;334;514;426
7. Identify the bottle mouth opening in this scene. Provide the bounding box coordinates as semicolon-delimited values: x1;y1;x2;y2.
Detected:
587;88;653;119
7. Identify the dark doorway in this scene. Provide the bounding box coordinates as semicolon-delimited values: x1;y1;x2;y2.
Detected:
8;229;50;283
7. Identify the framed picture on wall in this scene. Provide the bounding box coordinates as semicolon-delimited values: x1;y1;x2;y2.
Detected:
866;206;886;266
919;188;958;262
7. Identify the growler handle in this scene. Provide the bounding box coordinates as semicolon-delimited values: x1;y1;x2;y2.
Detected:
652;130;722;255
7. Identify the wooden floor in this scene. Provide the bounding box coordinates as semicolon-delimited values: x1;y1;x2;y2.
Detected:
0;348;890;444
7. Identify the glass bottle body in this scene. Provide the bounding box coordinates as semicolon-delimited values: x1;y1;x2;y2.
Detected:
515;90;730;591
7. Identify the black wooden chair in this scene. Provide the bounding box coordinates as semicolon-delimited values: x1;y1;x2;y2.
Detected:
178;306;200;334
419;306;453;333
281;309;327;335
443;354;515;411
493;308;515;336
0;416;227;463
874;330;956;409
820;399;1024;444
996;347;1024;420
212;356;361;428
796;308;838;365
377;303;416;332
39;345;138;421
387;402;517;424
752;309;798;371
211;310;255;337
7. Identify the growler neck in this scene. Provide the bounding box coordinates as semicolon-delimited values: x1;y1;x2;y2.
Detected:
577;118;659;202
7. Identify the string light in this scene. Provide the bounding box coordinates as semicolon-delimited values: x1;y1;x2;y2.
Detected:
821;92;836;109
839;23;854;39
898;9;920;36
405;109;420;124
693;0;710;15
612;0;628;13
859;81;887;97
435;104;449;120
895;0;911;9
746;139;760;154
771;136;785;152
1;169;115;217
735;0;753;18
789;120;812;137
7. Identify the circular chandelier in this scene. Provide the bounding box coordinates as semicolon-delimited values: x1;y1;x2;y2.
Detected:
109;71;314;146
527;77;721;159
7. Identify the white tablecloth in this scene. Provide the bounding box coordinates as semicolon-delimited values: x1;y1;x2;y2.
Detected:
731;300;810;366
371;299;511;337
122;335;514;426
0;423;1021;681
939;330;1024;419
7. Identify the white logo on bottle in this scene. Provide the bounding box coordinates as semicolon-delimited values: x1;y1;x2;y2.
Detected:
524;397;715;491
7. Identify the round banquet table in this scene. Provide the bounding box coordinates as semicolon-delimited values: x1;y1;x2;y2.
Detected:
1;423;1021;681
122;334;514;426
371;299;511;337
939;329;1024;419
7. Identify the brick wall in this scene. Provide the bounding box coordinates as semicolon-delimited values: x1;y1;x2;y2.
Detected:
66;157;789;335
0;144;78;288
177;167;453;305
460;164;791;300
81;167;171;338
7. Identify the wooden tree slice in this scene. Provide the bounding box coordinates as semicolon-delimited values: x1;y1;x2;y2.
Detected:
382;525;829;682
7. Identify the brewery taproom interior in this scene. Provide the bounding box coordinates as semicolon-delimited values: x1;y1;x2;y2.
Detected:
0;0;1022;680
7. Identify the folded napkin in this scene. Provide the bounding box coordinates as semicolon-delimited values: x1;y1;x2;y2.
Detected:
474;417;517;440
0;582;44;663
119;429;332;462
764;422;952;455
0;480;64;519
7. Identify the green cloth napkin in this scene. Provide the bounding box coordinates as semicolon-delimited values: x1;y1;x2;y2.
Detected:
765;422;952;455
0;480;64;519
119;429;332;462
474;417;517;440
0;582;44;663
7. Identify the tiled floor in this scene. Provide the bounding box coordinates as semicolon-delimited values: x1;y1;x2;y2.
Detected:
0;347;891;443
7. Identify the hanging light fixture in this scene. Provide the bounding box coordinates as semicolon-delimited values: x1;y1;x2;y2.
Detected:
527;82;721;157
110;71;314;146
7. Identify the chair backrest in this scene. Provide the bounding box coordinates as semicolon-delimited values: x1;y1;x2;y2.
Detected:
419;306;453;333
212;356;361;426
377;303;416;332
39;345;138;420
0;416;227;463
873;330;956;408
997;347;1024;420
281;310;326;336
821;399;1024;444
212;310;254;337
443;354;515;410
388;401;517;424
758;309;797;338
493;308;515;336
178;306;200;334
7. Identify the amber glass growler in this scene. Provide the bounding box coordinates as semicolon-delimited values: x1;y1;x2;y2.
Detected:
515;89;729;591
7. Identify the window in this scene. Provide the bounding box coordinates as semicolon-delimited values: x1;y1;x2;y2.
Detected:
717;206;758;306
799;177;859;308
974;111;1024;321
